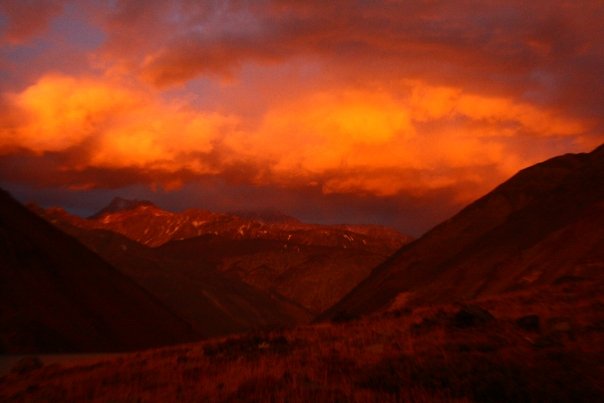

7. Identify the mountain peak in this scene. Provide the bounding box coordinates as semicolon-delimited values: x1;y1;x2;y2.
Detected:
90;197;157;219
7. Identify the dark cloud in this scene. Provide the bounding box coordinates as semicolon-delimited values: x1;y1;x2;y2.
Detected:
1;163;464;236
134;0;604;121
0;0;67;44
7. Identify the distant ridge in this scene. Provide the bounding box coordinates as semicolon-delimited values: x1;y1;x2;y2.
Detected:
52;198;412;252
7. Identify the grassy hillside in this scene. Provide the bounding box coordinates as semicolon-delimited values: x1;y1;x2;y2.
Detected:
2;278;602;401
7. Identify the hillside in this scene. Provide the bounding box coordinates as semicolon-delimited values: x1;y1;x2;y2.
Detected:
1;277;602;401
321;144;604;320
26;216;312;337
0;189;197;354
157;236;388;314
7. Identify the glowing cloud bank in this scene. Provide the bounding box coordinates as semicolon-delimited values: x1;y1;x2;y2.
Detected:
1;0;602;233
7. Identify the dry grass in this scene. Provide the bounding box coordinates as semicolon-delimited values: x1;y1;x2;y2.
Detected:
1;280;603;402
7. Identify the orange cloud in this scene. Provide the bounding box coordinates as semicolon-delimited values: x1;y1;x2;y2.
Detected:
249;90;415;172
3;75;137;153
1;0;602;236
407;81;587;136
240;82;587;199
102;0;600;159
1;74;238;178
0;74;593;203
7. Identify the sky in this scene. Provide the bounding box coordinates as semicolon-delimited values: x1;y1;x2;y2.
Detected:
0;0;603;236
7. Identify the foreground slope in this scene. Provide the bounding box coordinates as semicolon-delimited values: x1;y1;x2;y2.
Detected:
1;278;602;401
0;189;197;353
322;144;604;320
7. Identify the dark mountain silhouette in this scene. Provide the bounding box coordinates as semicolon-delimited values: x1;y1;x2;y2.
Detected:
0;190;197;354
156;235;388;314
321;144;604;320
38;223;312;336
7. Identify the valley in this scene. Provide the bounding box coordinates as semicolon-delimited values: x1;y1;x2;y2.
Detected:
1;145;603;401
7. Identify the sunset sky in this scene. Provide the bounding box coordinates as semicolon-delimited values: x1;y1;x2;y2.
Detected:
1;0;603;235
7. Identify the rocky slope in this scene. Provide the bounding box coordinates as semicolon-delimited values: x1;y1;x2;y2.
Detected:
322;144;604;320
43;200;410;253
0;189;197;354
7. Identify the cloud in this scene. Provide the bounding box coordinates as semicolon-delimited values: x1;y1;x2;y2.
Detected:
114;0;602;145
238;81;587;199
0;74;239;189
2;1;603;233
0;0;67;44
1;74;590;205
132;2;600;83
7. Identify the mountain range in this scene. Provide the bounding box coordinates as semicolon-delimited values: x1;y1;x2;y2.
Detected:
36;202;411;317
3;197;409;348
50;198;408;253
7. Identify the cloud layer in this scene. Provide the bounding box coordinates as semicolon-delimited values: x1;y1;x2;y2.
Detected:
0;74;590;200
1;0;603;233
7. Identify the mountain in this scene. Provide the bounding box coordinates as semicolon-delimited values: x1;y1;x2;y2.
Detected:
41;223;312;336
0;189;197;354
156;236;388;313
38;204;412;314
88;196;155;218
321;144;604;320
67;200;410;252
3;146;604;401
